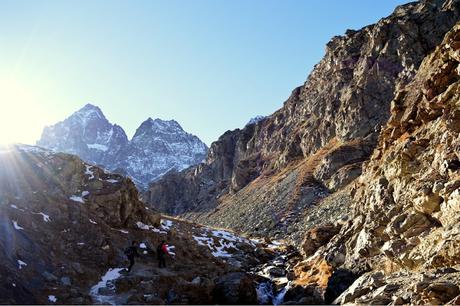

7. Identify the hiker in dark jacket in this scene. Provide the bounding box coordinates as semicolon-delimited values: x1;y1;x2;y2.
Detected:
157;240;171;268
124;241;140;272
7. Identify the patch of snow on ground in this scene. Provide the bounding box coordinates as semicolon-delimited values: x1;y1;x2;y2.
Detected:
10;204;25;212
82;191;90;197
139;243;147;249
160;219;173;231
90;268;124;304
119;230;128;234
12;220;24;230
193;228;254;258
152;228;167;234
35;212;51;222
85;165;95;180
69;195;85;203
48;295;57;303
17;260;27;269
136;221;150;230
106;179;118;183
89;219;97;224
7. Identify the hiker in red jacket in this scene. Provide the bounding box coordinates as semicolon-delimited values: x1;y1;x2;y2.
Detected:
157;240;171;268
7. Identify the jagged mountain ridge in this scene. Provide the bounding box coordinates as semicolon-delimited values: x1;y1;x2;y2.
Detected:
146;0;460;239
37;104;208;188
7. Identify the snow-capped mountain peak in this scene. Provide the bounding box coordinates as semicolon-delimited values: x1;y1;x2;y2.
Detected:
37;105;208;189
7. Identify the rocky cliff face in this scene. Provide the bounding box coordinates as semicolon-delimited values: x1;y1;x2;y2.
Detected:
289;20;460;304
37;104;208;188
146;0;460;234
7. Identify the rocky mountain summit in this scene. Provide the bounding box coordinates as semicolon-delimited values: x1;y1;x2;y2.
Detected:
146;0;460;238
37;104;208;188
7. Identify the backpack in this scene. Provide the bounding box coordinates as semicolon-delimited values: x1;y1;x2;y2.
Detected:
124;247;134;257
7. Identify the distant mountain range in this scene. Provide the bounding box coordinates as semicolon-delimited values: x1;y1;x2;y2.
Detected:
37;104;208;188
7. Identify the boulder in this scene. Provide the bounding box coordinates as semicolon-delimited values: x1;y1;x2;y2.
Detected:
213;272;257;304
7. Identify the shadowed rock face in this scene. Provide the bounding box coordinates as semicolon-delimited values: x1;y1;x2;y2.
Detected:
0;144;160;304
146;0;460;237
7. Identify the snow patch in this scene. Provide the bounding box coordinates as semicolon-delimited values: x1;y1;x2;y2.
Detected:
193;228;254;258
12;220;24;230
85;165;95;180
17;260;27;269
88;143;108;151
48;295;57;303
160;219;173;231
106;179;118;183
89;219;97;224
69;195;84;203
139;243;147;249
90;268;124;304
34;212;51;222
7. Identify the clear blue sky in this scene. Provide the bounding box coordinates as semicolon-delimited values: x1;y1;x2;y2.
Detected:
0;0;410;145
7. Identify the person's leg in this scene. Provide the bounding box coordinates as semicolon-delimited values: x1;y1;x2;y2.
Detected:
128;257;134;272
161;257;166;268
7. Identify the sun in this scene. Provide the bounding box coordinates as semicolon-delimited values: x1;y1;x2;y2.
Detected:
0;78;43;145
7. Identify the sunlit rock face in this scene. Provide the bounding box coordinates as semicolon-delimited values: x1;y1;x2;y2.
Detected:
37;104;208;188
292;20;460;305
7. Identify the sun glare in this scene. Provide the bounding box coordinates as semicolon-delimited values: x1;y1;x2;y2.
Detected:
0;78;43;145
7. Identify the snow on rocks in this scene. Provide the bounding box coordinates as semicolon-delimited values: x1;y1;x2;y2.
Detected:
17;260;27;269
106;179;118;183
90;267;124;304
85;164;95;180
34;212;51;222
10;204;25;212
89;219;97;224
136;221;167;234
135;221;150;230
139;243;147;249
69;195;84;203
12;220;24;230
192;228;255;258
69;190;89;203
48;295;57;303
160;219;173;231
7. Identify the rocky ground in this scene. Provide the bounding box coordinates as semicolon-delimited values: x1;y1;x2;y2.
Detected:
0;145;295;305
